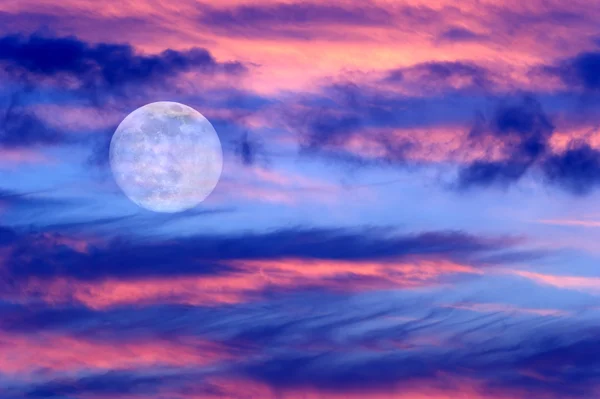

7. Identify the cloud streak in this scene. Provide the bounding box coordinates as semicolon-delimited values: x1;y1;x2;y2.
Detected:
0;225;522;308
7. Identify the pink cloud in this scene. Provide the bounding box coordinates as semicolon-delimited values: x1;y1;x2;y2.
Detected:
0;148;51;167
0;332;232;376
512;270;600;294
4;256;482;308
535;219;600;228
83;375;560;399
1;0;595;97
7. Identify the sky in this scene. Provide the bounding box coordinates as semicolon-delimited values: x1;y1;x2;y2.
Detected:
2;0;600;398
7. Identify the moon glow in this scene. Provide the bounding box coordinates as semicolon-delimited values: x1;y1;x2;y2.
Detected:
109;101;223;213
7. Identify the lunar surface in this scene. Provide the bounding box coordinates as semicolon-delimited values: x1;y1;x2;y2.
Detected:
109;101;223;213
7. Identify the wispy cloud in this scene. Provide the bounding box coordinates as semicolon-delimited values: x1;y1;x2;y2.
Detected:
535;219;600;228
512;269;600;294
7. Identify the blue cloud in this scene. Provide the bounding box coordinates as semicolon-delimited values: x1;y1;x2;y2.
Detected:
0;33;246;88
0;225;517;282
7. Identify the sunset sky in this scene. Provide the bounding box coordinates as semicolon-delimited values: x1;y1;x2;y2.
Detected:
2;0;600;398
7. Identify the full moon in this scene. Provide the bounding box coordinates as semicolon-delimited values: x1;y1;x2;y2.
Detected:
109;101;223;213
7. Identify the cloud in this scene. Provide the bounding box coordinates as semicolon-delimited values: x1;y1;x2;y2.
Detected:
200;3;392;26
197;3;393;40
0;225;517;282
0;188;75;213
1;282;597;399
0;331;229;375
0;225;18;245
384;61;493;92
543;51;600;91
290;83;426;164
0;89;66;148
0;33;253;154
0;33;246;91
286;64;496;165
513;269;600;294
438;27;488;42
233;132;268;166
288;84;600;195
17;370;196;398
542;142;600;194
458;96;554;188
384;61;490;88
227;305;595;398
454;96;600;194
6;257;483;308
0;224;528;308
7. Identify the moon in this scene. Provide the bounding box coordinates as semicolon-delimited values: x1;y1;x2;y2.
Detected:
109;101;223;213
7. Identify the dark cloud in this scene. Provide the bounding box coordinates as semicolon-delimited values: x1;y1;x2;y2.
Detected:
438;27;488;42
5;297;588;399
542;142;600;195
382;69;404;83
249;346;576;397
0;89;65;148
0;302;102;333
417;62;489;84
456;96;600;194
387;61;493;90
235;313;600;398
0;33;250;151
0;225;18;245
0;33;246;90
552;51;600;91
458;159;532;188
1;286;597;399
292;83;420;163
474;96;553;158
292;84;600;195
238;132;256;165
233;131;268;166
13;370;210;398
241;352;449;391
24;373;158;397
0;226;518;283
458;96;554;188
291;63;494;165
